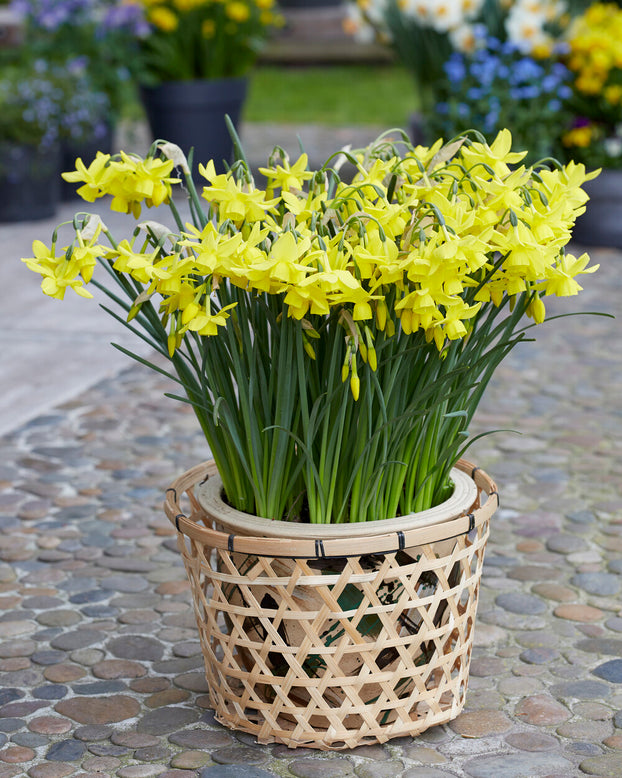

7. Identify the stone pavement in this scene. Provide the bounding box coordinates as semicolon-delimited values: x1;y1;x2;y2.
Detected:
1;123;622;777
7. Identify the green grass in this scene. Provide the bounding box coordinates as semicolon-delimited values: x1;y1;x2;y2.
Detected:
244;65;419;126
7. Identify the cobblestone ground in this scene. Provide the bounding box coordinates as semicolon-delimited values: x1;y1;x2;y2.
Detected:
0;243;620;778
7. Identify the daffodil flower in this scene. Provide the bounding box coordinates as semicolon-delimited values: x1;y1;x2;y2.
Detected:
258;153;313;194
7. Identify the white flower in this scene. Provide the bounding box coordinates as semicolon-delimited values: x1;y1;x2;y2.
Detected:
400;0;463;32
505;0;566;53
604;137;622;158
346;1;387;43
505;6;549;52
449;21;479;52
400;0;484;30
460;0;486;21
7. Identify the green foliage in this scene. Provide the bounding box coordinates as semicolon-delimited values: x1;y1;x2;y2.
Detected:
138;0;282;84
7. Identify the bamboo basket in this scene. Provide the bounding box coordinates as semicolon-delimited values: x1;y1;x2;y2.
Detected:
164;459;498;750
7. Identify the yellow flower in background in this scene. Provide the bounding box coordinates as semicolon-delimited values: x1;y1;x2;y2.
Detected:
604;84;622;105
566;2;622;107
148;5;178;30
202;18;215;36
562;125;593;148
225;1;250;22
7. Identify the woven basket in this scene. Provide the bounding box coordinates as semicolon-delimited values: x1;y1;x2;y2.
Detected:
164;459;498;750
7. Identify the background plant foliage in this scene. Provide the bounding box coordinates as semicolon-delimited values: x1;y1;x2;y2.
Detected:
138;0;283;83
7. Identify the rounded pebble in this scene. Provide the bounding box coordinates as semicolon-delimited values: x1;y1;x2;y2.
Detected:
579;753;622;776
449;710;512;737
54;695;140;724
593;659;622;683
553;603;604;622
514;695;571;726
45;740;86;761
288;758;354;778
170;749;211;769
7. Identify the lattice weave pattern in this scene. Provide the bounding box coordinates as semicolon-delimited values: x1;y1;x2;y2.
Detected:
165;462;498;749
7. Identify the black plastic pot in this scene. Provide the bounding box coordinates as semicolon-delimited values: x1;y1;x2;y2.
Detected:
0;142;60;223
140;77;248;177
572;169;622;248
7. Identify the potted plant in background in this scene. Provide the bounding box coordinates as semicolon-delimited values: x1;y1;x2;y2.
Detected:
561;1;622;247
22;127;600;747
0;58;61;221
344;0;572;142
428;35;574;164
136;0;283;176
9;0;146;153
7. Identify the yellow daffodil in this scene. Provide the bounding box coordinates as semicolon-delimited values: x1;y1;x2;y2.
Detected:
27;131;600;366
21;240;96;300
61;152;112;203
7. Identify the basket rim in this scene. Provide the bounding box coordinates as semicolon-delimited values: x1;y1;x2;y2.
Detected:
195;465;479;539
164;459;499;559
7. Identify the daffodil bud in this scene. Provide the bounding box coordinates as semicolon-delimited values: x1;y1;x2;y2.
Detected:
350;372;360;401
303;337;316;360
127;305;140;322
363;326;376;370
376;299;387;331
528;295;546;324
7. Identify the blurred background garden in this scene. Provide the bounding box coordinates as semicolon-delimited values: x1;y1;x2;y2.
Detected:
1;0;622;239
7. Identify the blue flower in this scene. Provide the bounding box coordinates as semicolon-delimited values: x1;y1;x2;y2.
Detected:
510;85;541;100
513;58;544;83
467;87;484;101
445;54;466;84
484;110;499;133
